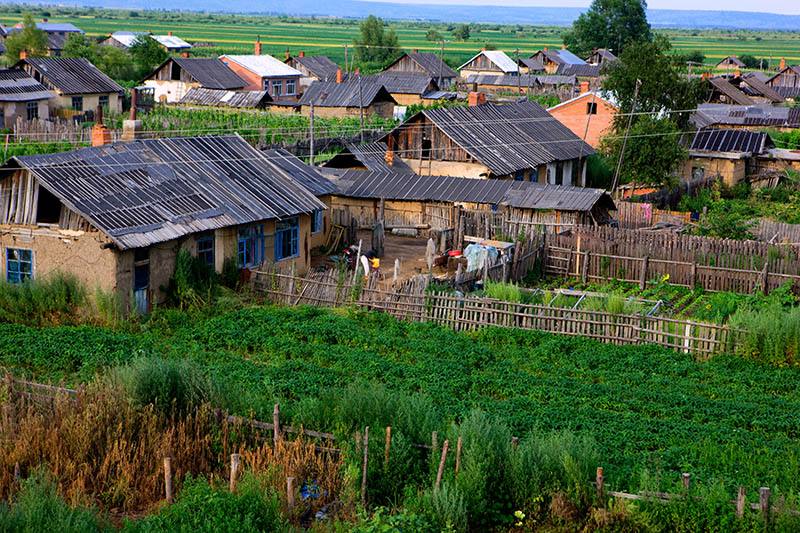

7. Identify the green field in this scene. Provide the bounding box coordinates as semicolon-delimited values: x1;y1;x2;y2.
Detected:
1;6;798;67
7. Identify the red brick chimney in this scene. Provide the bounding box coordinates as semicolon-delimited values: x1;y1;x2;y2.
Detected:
92;106;111;147
413;48;419;53
285;48;290;61
385;135;395;167
468;91;486;107
354;67;360;77
701;71;711;80
543;46;548;51
335;68;343;83
254;36;262;56
299;50;305;58
19;50;28;61
579;81;590;94
734;69;741;78
780;57;786;71
168;31;173;36
181;51;190;58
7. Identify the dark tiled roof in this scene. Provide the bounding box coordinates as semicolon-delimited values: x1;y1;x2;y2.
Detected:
170;57;245;90
179;88;271;108
12;135;325;250
693;104;800;128
717;56;746;67
519;57;544;71
19;57;123;95
775;86;800;99
365;73;436;95
333;168;614;212
0;69;54;102
297;79;396;107
291;55;341;81
741;74;785;103
557;63;602;77
412;101;594;175
689;129;772;154
466;74;575;87
261;148;338;196
404;52;458;79
708;77;754;106
323;142;414;173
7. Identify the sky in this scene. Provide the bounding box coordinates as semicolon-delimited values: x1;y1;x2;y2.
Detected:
364;0;800;15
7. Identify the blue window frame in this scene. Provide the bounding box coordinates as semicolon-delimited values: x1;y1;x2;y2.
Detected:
274;217;299;261
238;225;265;268
311;209;324;234
6;248;33;283
196;234;214;267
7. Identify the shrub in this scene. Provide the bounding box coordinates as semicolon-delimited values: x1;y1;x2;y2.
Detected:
411;482;467;533
0;272;87;326
115;357;213;415
164;249;218;309
729;304;800;365
484;281;523;303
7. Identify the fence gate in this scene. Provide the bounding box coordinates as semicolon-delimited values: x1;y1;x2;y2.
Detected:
545;246;572;275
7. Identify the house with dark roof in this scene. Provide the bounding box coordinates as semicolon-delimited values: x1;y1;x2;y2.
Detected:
363;73;447;106
1;21;84;56
530;48;587;75
285;52;342;92
323;142;414;173
102;31;192;53
0;69;55;127
0;134;328;312
692;103;800;131
142;57;246;103
466;73;575;97
382;100;594;184
684;128;773;186
14;57;124;116
586;49;617;67
766;63;800;99
178;88;272;109
716;56;745;70
707;76;755;106
517;57;545;74
297;78;397;118
458;50;519;78
382;52;459;88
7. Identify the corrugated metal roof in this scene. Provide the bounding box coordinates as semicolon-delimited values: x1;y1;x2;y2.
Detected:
403;52;458;79
0;69;54;102
20;57;123;95
740;74;784;103
693;104;800;128
717;56;746;67
415;101;594;175
689;129;771;154
364;73;436;95
557;63;601;77
152;35;191;50
262;148;338;196
11;135;325;250
323;142;414;173
179;88;271;108
332;169;614;212
552;49;586;66
290;55;340;81
519;57;544;71
297;79;396;107
221;54;302;78
466;74;575;87
169;57;245;90
459;51;518;73
709;77;754;105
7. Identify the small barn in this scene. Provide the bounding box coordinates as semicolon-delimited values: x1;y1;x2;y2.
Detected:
684;128;773;186
766;63;800;100
2;22;83;56
716;56;745;70
364;73;442;106
297;79;397;118
382;52;459;89
103;31;192;52
142;57;245;103
530;48;587;75
178;88;272;109
458;50;519;78
0;69;54;127
586;49;617;67
465;74;576;97
323;142;414;173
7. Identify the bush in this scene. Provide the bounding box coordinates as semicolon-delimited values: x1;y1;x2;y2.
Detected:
730;304;800;365
116;357;213;415
484;281;523;303
164;249;218;309
0;272;87;326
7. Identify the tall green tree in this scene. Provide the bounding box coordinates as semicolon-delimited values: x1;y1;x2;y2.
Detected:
353;15;400;65
129;34;168;78
452;24;471;42
562;0;651;57
62;33;97;63
5;13;48;60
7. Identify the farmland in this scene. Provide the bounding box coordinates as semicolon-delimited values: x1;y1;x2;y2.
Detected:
0;6;798;67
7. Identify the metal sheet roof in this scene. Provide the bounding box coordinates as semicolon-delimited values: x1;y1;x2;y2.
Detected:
689;129;772;155
399;52;458;79
290;55;340;81
261;148;338;196
332;169;614;212
417;101;594;175
168;57;245;90
466;74;575;87
20;57;123;95
364;73;436;95
323;142;414;173
221;54;302;78
557;63;602;77
693;104;800;128
709;77;754;106
152;35;191;50
179;88;271;108
0;69;54;102
11;135;325;250
459;51;519;73
297;79;396;107
740;74;784;103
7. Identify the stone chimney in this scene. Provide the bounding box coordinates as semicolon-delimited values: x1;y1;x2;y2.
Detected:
780;57;786;71
336;68;343;83
91;106;111;147
299;51;305;58
254;36;262;56
579;81;590;94
122;89;143;142
468;91;486;107
181;51;190;58
18;49;27;61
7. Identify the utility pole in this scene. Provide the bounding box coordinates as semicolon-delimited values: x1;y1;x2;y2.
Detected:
309;103;315;165
516;49;522;96
611;79;641;195
438;39;445;89
344;45;349;75
358;73;365;144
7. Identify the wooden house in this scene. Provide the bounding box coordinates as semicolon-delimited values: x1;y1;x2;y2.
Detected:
458;50;518;78
382;100;594;183
285;52;341;92
706;76;755;106
586;49;617;67
1;21;83;57
15;57;124;117
323;142;414;173
364;73;443;106
766;62;800;100
0;69;54;128
548;90;618;148
465;73;575;97
684;129;773;186
220;53;303;98
142;57;245;103
297;78;397;118
382;52;459;89
0;135;327;312
530;48;587;75
716;56;745;70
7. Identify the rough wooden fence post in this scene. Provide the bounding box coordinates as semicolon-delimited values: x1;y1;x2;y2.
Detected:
690;260;697;288
229;453;241;493
595;467;604;501
511;436;519;448
163;457;173;504
384;426;392;467
581;251;590;283
761;263;769;295
273;404;281;447
455;436;462;477
435;440;450;490
393;258;400;285
682;472;690;491
760;487;770;523
432;431;438;457
640;256;649;290
736;486;747;518
287;476;295;509
361;426;369;506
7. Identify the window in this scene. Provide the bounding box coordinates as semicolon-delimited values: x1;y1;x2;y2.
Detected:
586;102;598;115
71;96;83;111
26;101;38;120
274;217;299;261
271;80;283;97
6;248;32;283
99;94;109;111
196;234;215;267
238;225;265;267
286;79;296;96
311;209;324;234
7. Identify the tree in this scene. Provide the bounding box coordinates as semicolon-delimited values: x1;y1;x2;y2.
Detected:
5;13;48;60
739;54;768;69
353;15;400;65
129;34;168;78
452;24;470;42
674;50;705;66
62;33;97;63
425;29;442;42
96;46;136;82
562;0;651;57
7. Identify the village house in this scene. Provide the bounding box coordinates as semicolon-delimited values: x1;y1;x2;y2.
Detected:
547;88;618;148
382;52;459;89
323;142;415;173
285;52;342;92
692;103;800;131
465;73;575;97
1;21;83;57
220;50;303;98
458;50;519;78
0;69;54;128
178;88;272;109
14;57;124;117
684;128;773;186
716;56;746;70
766;60;800;100
102;31;192;53
0;134;327;312
364;73;447;106
530;47;587;75
382;98;594;183
586;49;617;67
706;76;756;106
297;77;396;118
142;57;246;103
517;57;544;75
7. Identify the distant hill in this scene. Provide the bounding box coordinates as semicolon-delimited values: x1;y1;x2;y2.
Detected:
5;0;800;30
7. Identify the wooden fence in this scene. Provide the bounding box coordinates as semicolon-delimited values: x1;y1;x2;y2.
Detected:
614;201;693;229
545;226;800;294
753;219;800;244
